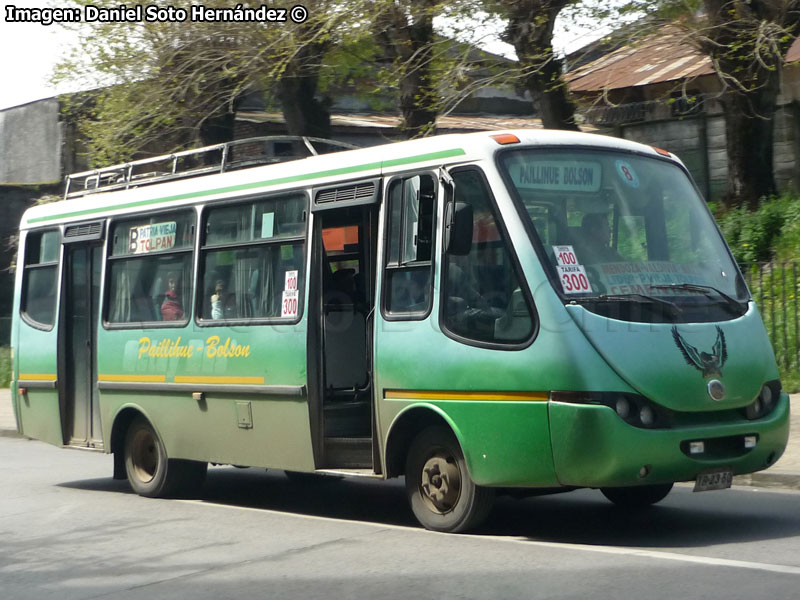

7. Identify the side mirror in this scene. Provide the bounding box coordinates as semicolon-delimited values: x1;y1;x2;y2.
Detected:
445;202;473;255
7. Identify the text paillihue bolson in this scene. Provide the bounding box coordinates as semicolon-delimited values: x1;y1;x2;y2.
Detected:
4;4;308;26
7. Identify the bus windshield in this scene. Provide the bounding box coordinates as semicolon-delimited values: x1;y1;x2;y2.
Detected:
499;148;748;319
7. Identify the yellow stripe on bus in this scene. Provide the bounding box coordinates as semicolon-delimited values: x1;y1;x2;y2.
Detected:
98;374;167;383
384;390;549;402
18;373;57;381
173;376;265;385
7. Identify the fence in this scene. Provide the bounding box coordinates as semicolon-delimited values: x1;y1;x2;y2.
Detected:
740;262;800;372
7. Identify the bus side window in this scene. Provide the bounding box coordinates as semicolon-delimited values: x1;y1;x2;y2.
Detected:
107;211;194;325
383;174;436;316
199;194;306;322
21;230;60;328
442;169;534;345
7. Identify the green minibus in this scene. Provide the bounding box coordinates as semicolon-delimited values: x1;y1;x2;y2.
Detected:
11;130;789;532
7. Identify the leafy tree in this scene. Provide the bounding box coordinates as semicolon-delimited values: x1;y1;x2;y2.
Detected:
692;0;800;208
370;0;445;138
610;0;800;208
55;0;352;165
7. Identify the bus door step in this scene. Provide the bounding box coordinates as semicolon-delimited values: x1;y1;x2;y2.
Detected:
324;437;373;469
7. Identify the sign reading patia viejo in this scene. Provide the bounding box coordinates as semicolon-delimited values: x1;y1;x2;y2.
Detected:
129;222;177;254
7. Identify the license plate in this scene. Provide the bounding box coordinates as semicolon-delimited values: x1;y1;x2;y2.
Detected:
694;469;733;492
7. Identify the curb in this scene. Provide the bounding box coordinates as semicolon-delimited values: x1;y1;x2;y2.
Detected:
0;428;21;439
734;472;800;491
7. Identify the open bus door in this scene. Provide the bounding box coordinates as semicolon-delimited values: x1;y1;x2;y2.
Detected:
308;179;381;470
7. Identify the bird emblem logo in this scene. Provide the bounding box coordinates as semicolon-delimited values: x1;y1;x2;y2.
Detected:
671;326;728;378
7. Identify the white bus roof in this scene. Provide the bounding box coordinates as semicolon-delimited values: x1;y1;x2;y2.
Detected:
20;129;672;230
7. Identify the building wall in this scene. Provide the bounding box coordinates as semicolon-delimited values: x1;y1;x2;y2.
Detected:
0;99;62;185
609;103;800;202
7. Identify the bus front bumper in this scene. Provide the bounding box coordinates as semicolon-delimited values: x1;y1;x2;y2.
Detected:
548;394;790;488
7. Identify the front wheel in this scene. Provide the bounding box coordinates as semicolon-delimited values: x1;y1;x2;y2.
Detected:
124;415;207;498
601;483;673;508
405;427;494;533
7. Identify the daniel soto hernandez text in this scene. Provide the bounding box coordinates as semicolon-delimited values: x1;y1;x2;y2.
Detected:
5;4;309;25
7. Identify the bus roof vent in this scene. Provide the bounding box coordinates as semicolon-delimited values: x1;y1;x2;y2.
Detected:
63;221;104;243
313;179;380;212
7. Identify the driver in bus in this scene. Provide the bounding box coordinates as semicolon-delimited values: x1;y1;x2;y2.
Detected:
579;212;623;263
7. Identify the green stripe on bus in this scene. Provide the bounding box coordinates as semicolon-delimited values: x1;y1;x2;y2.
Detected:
28;148;467;224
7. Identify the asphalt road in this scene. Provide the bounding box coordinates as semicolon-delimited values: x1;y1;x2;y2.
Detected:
3;436;800;600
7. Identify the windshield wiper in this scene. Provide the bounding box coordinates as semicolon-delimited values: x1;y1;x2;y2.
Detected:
577;293;682;316
649;283;747;312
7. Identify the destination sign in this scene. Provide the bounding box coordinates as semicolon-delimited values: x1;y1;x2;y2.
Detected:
511;160;602;192
129;221;176;254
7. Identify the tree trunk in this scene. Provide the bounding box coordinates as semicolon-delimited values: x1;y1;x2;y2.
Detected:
275;30;332;138
276;75;332;139
373;0;438;139
720;88;778;209
502;0;579;131
398;41;436;138
531;56;580;131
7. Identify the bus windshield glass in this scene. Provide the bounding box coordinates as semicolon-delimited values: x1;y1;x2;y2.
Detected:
499;148;748;318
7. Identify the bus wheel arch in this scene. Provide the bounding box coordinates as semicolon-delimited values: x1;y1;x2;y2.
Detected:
404;425;494;532
385;406;494;533
112;409;206;498
111;407;144;481
385;406;459;479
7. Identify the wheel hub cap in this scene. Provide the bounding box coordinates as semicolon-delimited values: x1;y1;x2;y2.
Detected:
130;429;157;483
420;455;461;514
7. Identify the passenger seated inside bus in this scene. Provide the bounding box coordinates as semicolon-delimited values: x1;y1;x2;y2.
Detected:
160;272;184;320
210;280;236;319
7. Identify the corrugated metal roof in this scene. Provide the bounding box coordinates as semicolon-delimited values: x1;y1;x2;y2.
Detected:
567;24;800;93
567;25;714;92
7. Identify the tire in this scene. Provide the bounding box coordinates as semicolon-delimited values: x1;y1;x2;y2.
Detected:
601;483;674;508
123;415;207;498
405;426;494;533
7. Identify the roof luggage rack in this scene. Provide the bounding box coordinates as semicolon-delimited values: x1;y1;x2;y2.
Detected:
64;136;359;200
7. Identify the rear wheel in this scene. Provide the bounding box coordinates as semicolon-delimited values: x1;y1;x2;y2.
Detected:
124;415;206;498
601;483;673;508
405;427;494;533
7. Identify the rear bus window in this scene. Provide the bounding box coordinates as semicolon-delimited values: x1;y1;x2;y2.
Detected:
199;194;306;322
21;230;60;327
107;211;195;324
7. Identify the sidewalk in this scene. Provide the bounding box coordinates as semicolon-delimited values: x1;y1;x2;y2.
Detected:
1;388;799;489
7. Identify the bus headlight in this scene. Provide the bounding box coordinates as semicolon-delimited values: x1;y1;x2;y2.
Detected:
551;391;671;429
639;406;655;427
615;397;631;419
743;380;781;420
